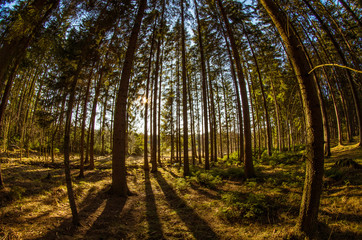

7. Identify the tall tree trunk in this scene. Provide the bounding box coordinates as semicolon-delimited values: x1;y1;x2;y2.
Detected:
218;0;255;177
157;48;163;166
224;32;243;163
207;60;216;163
244;26;272;156
220;69;230;161
63;65;82;226
170;66;175;164
194;0;209;170
181;0;189;176
300;21;342;149
112;0;147;196
260;0;324;237
101;90;108;155
89;66;105;170
151;13;164;173
144;24;157;171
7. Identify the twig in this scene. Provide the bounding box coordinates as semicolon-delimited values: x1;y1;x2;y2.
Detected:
308;64;362;74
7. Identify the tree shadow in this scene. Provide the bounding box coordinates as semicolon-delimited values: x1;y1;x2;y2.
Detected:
319;210;362;224
161;165;180;179
155;173;219;240
317;221;362;240
145;170;165;239
83;194;127;239
189;182;221;200
38;187;109;239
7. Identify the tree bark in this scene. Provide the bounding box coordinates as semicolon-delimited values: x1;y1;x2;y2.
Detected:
260;0;324;237
112;0;147;196
243;25;272;156
218;0;255;177
63;65;82;226
194;0;210;170
181;0;189;177
144;23;157;171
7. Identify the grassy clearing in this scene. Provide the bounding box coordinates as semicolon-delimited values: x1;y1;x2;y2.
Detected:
0;143;361;239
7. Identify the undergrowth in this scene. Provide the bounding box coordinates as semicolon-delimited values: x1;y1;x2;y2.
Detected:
218;192;277;223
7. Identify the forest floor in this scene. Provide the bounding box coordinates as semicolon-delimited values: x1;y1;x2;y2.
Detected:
0;143;361;240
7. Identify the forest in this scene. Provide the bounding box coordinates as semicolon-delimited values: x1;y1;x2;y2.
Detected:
0;0;361;239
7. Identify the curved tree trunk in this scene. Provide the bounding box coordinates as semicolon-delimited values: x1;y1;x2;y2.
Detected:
63;65;82;226
260;0;324;237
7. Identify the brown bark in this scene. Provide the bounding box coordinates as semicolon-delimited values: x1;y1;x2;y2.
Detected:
220;69;230;161
243;25;272;155
218;0;255;177
112;0;147;196
151;6;164;173
144;23;157;171
63;65;82;226
260;0;324;237
181;0;189;177
194;0;210;170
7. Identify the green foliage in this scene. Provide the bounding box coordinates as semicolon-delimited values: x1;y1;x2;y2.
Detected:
221;151;241;165
174;177;190;192
218;192;273;221
210;167;244;180
190;171;223;189
259;151;303;166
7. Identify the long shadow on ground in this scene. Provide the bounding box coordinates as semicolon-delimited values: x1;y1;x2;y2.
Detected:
38;187;108;239
83;194;127;239
145;171;165;239
155;173;219;240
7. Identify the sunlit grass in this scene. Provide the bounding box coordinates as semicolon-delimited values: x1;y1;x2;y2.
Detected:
0;143;361;239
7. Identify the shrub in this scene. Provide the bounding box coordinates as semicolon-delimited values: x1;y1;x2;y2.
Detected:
174;177;190;192
191;171;222;189
219;192;273;221
211;167;244;180
260;151;303;166
221;151;241;165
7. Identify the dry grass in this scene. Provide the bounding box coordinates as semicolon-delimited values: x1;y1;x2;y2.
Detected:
0;143;361;239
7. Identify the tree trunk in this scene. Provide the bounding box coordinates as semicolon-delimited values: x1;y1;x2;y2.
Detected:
244;26;272;156
181;0;189;176
194;0;209;170
218;0;254;177
63;67;82;226
220;69;230;161
151;15;163;173
260;0;324;237
144;24;157;171
112;0;147;196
